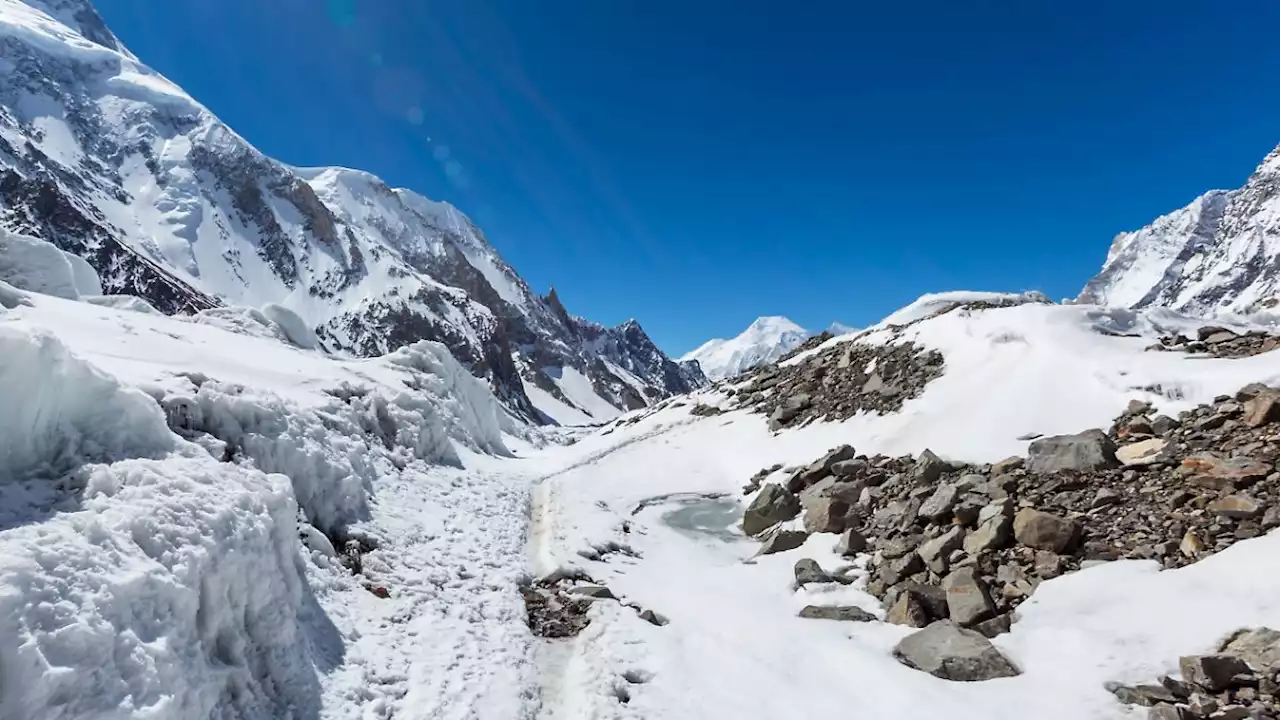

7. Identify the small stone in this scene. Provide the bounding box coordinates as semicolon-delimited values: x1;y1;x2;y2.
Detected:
798;605;877;622
1180;529;1206;558
893;620;1020;681
965;502;1013;554
571;585;616;600
881;535;922;559
1208;496;1265;520
1092;488;1123;508
1179;655;1252;692
1034;550;1064;579
1188;694;1220;717
1013;508;1079;553
942;567;996;627
639;609;669;626
878;552;924;586
1160;675;1195;700
1152;415;1180;435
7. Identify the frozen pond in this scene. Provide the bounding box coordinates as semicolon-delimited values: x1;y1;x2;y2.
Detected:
657;494;744;542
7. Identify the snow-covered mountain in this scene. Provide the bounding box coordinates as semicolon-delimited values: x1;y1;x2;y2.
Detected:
680;316;813;381
0;0;703;424
1079;142;1280;314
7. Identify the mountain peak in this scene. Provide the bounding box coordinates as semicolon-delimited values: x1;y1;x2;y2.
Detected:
680;316;812;381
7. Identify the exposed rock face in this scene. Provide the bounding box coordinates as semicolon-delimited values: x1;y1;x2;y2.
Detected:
0;2;704;422
1146;327;1280;359
1079;143;1280;316
893;621;1020;681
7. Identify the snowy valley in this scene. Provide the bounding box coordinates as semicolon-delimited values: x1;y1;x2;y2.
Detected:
5;1;1280;720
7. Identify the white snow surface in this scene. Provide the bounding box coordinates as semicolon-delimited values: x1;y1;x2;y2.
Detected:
8;278;1280;720
680;316;811;381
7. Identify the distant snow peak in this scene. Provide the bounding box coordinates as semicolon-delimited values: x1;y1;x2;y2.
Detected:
1079;141;1280;315
681;315;813;381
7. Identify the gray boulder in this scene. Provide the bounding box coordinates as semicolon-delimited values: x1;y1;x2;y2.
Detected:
1027;429;1119;474
1178;654;1251;692
914;449;948;484
917;526;966;574
919;482;960;522
964;501;1013;554
769;393;812;430
756;527;809;556
1220;627;1280;671
1013;508;1078;553
798;605;877;622
743;483;801;536
834;528;868;556
942;567;995;627
794;558;833;586
893;621;1020;681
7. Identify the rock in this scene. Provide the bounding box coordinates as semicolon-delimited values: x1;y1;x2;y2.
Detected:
769;393;812;430
992;456;1025;475
878;552;924;586
794;558;832;586
914;449;948;484
639;609;669;626
800;480;850;534
1180;529;1206;558
918;526;966;574
1236;383;1275;401
1034;550;1065;579
831;458;868;477
571;585;617;600
881;535;921;559
756;527;810;555
1159;675;1195;700
971;613;1012;638
893;621;1020;681
834;528;868;556
1091;488;1123;508
887;589;933;628
1245;392;1280;427
1179;655;1252;692
1117;438;1171;467
1187;694;1219;717
919;482;960;522
964;501;1013;555
1220;627;1280;671
1127;399;1154;415
1027;429;1119;474
798;605;877;622
1147;704;1190;720
1013;508;1079;553
1152;415;1180;435
942;567;996;627
1197;326;1233;342
743;483;802;536
1182;453;1271;491
1208;495;1265;520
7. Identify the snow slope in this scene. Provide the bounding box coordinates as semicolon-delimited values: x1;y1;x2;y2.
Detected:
0;282;544;718
680;316;811;381
0;0;703;421
528;295;1280;719
1080;142;1280;315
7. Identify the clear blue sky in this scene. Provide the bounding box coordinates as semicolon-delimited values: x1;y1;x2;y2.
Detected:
92;0;1280;354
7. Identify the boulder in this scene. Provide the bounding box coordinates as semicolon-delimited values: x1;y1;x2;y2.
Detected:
1116;438;1170;467
917;526;966;574
742;483;801;536
834;528;868;556
886;589;933;628
1220;627;1280;671
1151;415;1180;435
971;613;1012;639
1013;508;1078;553
794;558;833;586
1147;703;1191;720
1178;654;1251;692
571;585;616;600
1207;495;1265;520
756;527;810;556
914;449;948;484
893;621;1020;681
1181;453;1270;491
639;609;669;626
1027;429;1119;474
1245;391;1280;427
798;605;877;622
964;501;1013;554
942;567;996;627
877;552;924;586
919;482;960;522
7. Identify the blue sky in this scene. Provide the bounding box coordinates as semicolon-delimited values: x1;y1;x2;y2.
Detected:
93;0;1280;354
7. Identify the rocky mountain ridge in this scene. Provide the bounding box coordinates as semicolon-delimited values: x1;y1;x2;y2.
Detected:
1080;142;1280;316
0;0;703;422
